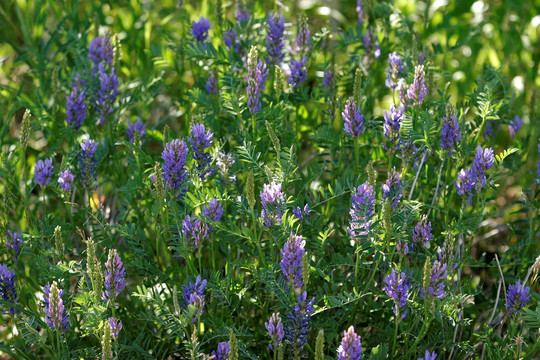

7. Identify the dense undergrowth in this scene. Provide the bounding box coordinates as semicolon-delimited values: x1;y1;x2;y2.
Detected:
0;0;539;359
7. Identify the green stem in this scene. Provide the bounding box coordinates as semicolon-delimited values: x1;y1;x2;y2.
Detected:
391;313;399;356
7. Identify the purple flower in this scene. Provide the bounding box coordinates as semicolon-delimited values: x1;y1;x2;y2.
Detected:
322;67;335;90
203;199;224;223
342;98;364;138
260;182;286;226
212;342;230;360
418;351;437;360
347;182;375;240
162;139;189;197
89;36;113;65
206;72;218;94
266;14;285;65
35;159;54;186
109;317;122;337
224;29;241;54
506;281;531;316
58;169;74;191
95;62;119;125
66;85;88;129
182;275;207;307
296;17;311;54
362;28;381;60
397;239;410;255
182;276;207;322
246;47;269;114
418;52;426;65
6;230;23;259
385;52;403;90
421;260;447;299
509;115;522;138
236;4;250;24
126;118;145;143
192;17;211;43
265;313;284;350
383;105;404;150
356;0;364;28
397;79;409;107
293;204;311;220
285;291;315;359
0;264;17;314
484;119;500;140
79;138;98;189
471;146;494;190
280;234;306;291
382;168;402;208
413;215;432;248
103;249;126;301
188;123;214;179
407;65;427;106
289;56;308;90
43;281;69;332
441;104;461;153
182;215;209;250
384;269;411;320
337;326;363;360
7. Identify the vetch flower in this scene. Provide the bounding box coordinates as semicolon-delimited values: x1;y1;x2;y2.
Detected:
382;168;402;208
289;56;308;90
418;351;437;360
356;0;364;28
58;169;74;191
95;62;119;125
383;105;404;151
223;29;241;54
296;14;311;54
236;4;250;24
206;71;218;94
35;159;54;186
347;182;375;240
506;281;531;316
212;342;230;360
342;97;364;138
322;67;335;90
413;215;432;248
0;264;17;314
265;313;284;350
203;199;224;222
362;28;381;60
471;146;494;190
285;291;315;359
337;326;363;360
246;46;269;114
293;204;311;220
509;115;522;138
385;52;403;90
383;269;411;319
79;138;98;189
280;233;306;291
182;276;207;322
162;139;189;197
441;103;461;153
89;36;113;65
43;281;69;332
407;65;427;106
103;249;126;302
6;230;23;259
266;14;285;65
421;260;447;299
188;123;215;179
66;85;88;129
109;317;122;337
260;182;286;226
126;118;145;143
192;17;211;44
182;215;209;249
